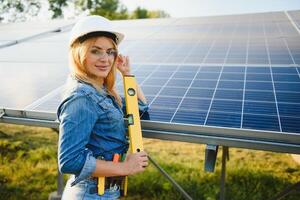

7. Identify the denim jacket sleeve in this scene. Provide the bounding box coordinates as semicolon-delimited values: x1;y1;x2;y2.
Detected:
57;94;98;186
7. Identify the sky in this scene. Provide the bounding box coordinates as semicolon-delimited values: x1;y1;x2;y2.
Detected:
119;0;300;18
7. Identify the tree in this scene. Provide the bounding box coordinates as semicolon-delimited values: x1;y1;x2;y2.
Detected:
0;0;41;22
132;6;148;19
48;0;68;19
0;0;169;22
131;7;170;19
75;0;128;20
148;10;170;18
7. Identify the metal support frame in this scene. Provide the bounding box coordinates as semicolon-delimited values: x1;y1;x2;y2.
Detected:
219;147;229;200
269;181;300;200
48;129;64;200
205;145;219;172
48;170;64;200
0;110;5;118
148;155;193;200
1;109;299;154
204;145;229;200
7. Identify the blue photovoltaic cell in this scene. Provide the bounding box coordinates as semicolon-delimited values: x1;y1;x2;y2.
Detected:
210;99;243;113
186;88;214;98
246;81;273;91
272;74;300;82
218;81;244;89
180;98;211;110
178;65;199;72
245;90;275;101
191;80;217;88
196;72;220;79
136;77;145;84
151;96;182;108
214;89;243;100
142;86;162;95
274;82;300;92
200;66;222;72
278;103;300;117
242;114;280;131
246;73;272;81
272;67;298;74
138;64;158;70
146;108;175;122
247;57;269;65
223;66;245;73
280;116;300;133
166;79;192;87
143;78;168;86
247;67;270;73
276;92;300;103
270;56;292;61
160;87;187;96
172;109;207;124
157;65;177;71
134;70;152;77
220;73;244;81
243;101;277;115
173;72;195;79
206;112;241;128
151;71;173;78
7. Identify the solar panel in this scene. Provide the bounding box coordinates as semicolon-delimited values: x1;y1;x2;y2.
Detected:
0;20;74;41
288;10;300;30
114;64;300;134
1;10;300;152
0;62;68;109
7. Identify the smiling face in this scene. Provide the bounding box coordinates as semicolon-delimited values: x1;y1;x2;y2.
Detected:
85;37;117;83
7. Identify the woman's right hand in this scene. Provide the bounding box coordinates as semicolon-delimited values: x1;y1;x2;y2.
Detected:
123;151;148;175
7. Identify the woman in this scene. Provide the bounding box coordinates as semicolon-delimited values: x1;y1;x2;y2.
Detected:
57;15;149;200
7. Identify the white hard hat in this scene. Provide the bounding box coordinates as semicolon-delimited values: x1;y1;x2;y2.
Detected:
69;15;124;46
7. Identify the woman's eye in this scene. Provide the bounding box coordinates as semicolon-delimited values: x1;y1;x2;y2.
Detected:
107;50;117;56
91;49;100;54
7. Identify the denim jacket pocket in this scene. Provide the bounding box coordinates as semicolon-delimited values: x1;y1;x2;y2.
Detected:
97;100;121;123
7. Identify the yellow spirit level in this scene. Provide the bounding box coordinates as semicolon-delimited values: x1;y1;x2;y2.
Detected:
121;75;144;196
98;75;144;196
123;75;144;153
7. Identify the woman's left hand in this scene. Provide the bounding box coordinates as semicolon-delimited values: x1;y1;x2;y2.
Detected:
116;54;131;76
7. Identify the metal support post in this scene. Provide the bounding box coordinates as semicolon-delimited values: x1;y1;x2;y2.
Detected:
220;146;229;200
0;109;5;118
205;145;219;172
48;171;64;200
49;128;64;200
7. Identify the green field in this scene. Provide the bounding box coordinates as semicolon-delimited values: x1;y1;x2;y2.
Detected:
0;123;299;200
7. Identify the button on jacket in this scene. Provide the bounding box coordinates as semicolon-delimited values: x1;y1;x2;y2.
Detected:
57;76;148;186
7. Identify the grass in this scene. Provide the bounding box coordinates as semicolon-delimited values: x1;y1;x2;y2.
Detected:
0;123;299;200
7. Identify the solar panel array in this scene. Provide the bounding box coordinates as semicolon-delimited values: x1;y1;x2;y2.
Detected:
0;10;300;136
116;64;300;133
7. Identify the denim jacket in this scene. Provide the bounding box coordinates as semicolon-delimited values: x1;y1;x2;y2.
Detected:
57;76;148;186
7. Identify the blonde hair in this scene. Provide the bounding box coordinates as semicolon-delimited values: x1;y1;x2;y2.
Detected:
69;36;122;107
